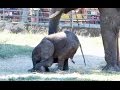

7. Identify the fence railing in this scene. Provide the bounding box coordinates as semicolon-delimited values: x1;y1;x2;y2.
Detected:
0;8;100;29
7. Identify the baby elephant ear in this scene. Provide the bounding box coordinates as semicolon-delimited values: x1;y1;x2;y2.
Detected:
40;38;54;60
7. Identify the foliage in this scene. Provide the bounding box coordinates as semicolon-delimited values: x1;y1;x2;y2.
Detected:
11;23;26;33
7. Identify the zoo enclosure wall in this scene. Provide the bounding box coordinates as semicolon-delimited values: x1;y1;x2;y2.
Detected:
0;8;100;29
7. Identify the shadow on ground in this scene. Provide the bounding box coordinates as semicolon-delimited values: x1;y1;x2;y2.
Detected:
0;44;33;58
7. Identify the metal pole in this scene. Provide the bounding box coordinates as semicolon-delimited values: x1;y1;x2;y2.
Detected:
36;9;39;27
70;10;73;29
74;10;80;28
19;8;22;22
3;8;5;21
30;8;33;27
41;8;45;27
21;8;28;24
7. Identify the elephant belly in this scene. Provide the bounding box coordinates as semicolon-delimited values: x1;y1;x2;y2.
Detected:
53;43;79;60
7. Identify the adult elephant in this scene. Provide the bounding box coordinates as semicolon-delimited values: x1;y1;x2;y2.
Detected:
48;8;120;71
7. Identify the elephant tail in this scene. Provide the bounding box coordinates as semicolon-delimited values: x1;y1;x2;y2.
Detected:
70;57;75;64
79;42;86;66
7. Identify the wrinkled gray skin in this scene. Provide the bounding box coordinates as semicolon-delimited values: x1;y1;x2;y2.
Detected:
28;31;80;72
28;38;54;72
49;8;120;71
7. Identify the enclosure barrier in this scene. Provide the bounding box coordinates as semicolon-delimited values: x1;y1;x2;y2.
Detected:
0;8;100;29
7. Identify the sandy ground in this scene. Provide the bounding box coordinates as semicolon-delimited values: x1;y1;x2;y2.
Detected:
0;47;105;75
0;36;109;81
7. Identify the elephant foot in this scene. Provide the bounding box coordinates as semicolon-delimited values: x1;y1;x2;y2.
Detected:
63;67;69;71
28;66;47;73
56;69;65;73
28;68;36;72
45;67;50;72
58;67;63;71
63;59;69;71
36;66;46;72
102;64;120;72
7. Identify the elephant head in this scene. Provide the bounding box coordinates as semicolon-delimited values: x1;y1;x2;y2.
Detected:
34;56;54;72
28;37;54;72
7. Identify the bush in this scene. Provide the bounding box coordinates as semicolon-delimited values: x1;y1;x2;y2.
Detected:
60;28;101;37
28;26;48;34
11;23;26;33
4;22;14;33
0;21;6;31
0;21;27;33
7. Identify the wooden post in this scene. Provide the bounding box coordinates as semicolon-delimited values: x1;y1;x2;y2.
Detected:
70;10;73;29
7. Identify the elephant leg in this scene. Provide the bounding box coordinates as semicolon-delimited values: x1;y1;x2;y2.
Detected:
45;67;50;72
57;45;72;71
28;59;39;72
32;60;38;69
28;68;36;72
101;26;120;71
48;9;63;34
63;59;69;70
28;62;44;72
99;8;120;71
53;58;69;70
58;59;65;70
34;62;46;72
33;57;53;72
53;58;58;63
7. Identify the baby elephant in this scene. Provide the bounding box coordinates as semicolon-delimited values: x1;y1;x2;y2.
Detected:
28;30;85;72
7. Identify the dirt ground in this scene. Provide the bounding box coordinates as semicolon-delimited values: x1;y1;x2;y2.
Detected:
0;48;105;75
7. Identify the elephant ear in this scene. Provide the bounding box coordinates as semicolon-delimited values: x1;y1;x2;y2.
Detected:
40;38;54;60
